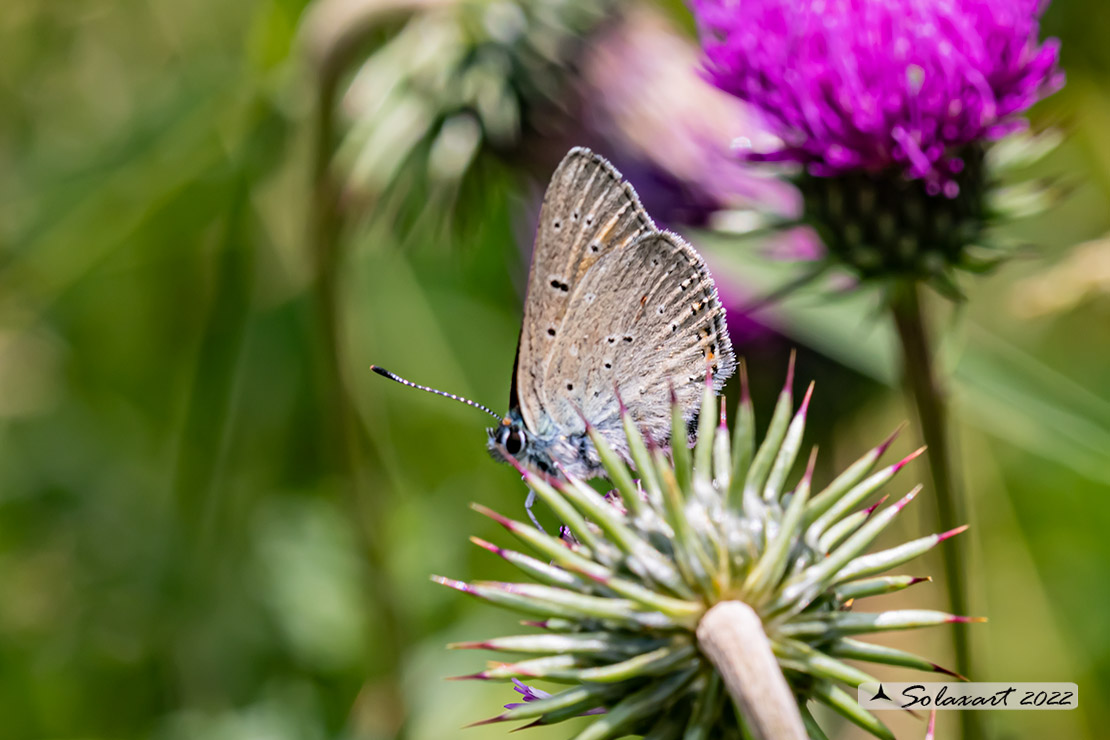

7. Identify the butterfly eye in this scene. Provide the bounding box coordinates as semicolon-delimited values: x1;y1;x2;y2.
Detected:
499;425;526;456
503;428;526;456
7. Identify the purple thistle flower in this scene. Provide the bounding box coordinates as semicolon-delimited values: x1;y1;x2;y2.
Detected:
693;0;1064;195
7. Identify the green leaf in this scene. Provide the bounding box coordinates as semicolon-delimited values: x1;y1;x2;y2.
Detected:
490;682;624;723
828;638;963;679
763;383;813;501
469;536;583;588
571;668;699;740
556;472;692;600
694;380;719;480
834;575;930;601
683;672;724;740
728;362;755;508
777;487;920;613
835;525;966;583
745;449;815;601
450;632;669;655
811;681;895;740
742;365;794;514
672;392;694;489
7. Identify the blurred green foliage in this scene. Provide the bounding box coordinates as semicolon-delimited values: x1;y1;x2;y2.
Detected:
0;1;1109;740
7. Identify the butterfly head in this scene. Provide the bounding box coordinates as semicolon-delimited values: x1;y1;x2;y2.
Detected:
487;413;530;464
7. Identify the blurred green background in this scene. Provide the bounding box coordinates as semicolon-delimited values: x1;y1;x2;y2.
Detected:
2;1;1109;739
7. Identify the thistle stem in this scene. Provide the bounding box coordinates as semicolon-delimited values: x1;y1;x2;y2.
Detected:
890;282;978;740
696;601;807;740
308;23;414;735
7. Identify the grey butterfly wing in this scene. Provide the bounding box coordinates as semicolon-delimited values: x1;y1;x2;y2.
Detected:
515;148;656;433
542;230;737;447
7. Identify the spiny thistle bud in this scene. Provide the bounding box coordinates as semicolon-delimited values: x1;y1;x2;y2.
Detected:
319;0;612;203
436;362;977;739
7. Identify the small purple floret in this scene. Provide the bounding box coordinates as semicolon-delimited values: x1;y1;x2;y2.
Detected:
505;679;606;715
604;489;627;514
693;0;1063;193
504;678;552;709
559;525;581;548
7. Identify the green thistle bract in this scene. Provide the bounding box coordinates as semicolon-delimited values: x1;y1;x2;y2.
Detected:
795;135;1065;300
797;144;988;289
437;362;976;739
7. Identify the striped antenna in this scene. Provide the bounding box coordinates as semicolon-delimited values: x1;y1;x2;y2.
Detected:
371;366;504;422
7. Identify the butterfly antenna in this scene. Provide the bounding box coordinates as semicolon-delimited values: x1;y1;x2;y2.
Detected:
371;365;504;422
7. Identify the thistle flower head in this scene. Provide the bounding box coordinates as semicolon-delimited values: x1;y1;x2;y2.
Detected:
439;362;975;739
692;0;1065;294
693;0;1063;187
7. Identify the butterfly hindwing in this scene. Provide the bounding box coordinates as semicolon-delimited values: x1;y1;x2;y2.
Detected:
542;230;737;446
515;148;656;433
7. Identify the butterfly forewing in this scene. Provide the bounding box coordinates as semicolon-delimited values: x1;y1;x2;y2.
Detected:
516;147;656;433
543;231;737;446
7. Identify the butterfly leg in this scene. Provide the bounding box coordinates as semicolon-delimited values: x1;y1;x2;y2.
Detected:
524;488;545;533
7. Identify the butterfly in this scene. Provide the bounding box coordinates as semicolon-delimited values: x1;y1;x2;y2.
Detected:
373;147;736;480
